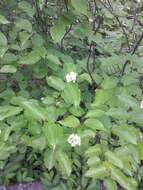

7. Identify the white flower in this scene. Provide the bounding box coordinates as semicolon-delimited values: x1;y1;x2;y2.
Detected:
66;72;77;83
88;18;93;23
67;134;81;147
140;100;143;109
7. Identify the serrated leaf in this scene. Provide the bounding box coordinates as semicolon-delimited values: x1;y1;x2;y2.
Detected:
59;115;80;128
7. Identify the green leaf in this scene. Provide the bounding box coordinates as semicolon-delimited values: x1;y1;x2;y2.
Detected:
71;0;88;15
15;18;32;33
111;167;137;190
11;97;47;121
63;62;76;76
0;106;23;121
106;108;129;119
118;95;139;109
112;125;138;145
0;15;10;24
121;73;139;86
85;165;108;179
31;136;46;150
19;50;41;65
46;76;65;91
85;145;102;157
56;150;72;176
104;179;117;190
43;122;63;147
28;121;41;135
18;1;35;17
62;83;81;107
0;65;17;73
50;16;71;42
87;156;101;167
32;33;44;47
105;150;124;169
59;115;80;128
101;76;118;89
0;31;7;46
84;119;106;131
47;54;61;66
92;89;113;107
44;149;56;170
19;31;32;48
85;109;105;118
79;73;92;84
80;129;95;139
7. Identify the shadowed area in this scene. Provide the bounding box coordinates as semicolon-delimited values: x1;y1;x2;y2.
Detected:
0;182;43;190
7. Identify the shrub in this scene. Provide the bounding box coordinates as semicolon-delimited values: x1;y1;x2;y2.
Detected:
0;0;143;189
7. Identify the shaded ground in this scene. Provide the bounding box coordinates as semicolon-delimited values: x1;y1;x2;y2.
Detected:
0;182;43;190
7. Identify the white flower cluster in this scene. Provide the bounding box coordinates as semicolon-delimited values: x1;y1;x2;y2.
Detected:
140;100;143;109
67;134;81;147
66;72;77;83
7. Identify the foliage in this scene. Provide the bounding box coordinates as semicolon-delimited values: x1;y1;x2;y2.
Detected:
0;0;143;189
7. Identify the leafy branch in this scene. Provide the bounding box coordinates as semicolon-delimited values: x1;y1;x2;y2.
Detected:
99;0;131;52
122;31;143;75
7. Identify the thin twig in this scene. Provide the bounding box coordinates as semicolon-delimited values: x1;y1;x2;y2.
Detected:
60;24;72;51
132;32;143;54
45;0;48;7
87;43;97;88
